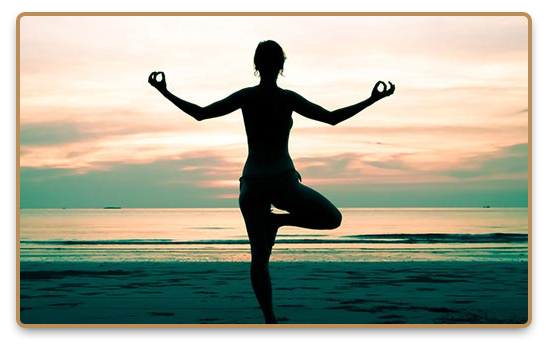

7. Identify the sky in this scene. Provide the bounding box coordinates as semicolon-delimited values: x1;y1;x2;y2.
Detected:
18;15;529;208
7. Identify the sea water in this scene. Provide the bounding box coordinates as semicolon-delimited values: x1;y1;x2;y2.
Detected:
19;208;528;262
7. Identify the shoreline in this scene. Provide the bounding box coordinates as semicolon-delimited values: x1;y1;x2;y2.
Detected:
19;260;528;326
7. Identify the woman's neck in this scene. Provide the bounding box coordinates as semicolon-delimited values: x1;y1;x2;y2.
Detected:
259;76;278;88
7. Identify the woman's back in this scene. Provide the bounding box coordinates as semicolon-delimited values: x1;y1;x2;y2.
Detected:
241;85;296;176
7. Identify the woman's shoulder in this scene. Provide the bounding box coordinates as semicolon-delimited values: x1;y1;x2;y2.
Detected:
236;86;255;95
229;87;256;104
280;89;305;105
279;88;299;100
238;86;299;103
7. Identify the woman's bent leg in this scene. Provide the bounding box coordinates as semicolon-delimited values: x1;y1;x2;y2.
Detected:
271;182;342;230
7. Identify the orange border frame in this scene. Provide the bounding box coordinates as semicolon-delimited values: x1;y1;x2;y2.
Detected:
15;12;532;329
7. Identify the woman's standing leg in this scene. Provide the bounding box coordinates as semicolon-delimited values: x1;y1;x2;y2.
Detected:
239;181;278;324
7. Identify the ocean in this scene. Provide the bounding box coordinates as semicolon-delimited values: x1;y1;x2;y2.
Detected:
18;208;528;263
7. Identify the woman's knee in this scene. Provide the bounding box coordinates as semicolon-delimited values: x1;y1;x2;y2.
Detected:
324;208;342;229
251;245;272;263
311;207;342;230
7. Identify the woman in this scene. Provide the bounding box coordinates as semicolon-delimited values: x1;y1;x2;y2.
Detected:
148;40;395;324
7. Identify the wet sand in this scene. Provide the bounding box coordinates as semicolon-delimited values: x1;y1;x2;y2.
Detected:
18;260;529;326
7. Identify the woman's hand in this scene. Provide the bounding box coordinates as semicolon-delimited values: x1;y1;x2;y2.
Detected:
148;71;167;92
371;81;395;102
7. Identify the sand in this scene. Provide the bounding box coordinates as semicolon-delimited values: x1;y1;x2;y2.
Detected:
18;260;529;326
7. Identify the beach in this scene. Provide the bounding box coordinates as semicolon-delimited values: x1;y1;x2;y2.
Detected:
18;208;529;326
19;260;528;326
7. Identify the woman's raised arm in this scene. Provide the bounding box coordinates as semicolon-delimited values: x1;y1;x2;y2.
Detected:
289;81;395;126
148;71;246;121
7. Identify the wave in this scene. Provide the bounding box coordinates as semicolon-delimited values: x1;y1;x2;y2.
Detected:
20;233;527;246
343;233;528;244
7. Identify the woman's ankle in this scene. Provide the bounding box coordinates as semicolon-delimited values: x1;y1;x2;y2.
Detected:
265;314;278;324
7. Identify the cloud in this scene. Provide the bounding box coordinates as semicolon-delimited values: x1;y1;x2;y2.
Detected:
445;143;528;179
20;144;529;208
20;155;244;208
292;142;528;187
19;127;247;172
18;15;529;208
20;122;87;146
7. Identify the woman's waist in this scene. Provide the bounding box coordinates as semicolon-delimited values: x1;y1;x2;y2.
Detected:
240;168;302;187
242;154;294;176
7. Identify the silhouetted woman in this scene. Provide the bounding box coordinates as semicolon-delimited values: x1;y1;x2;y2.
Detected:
149;40;395;324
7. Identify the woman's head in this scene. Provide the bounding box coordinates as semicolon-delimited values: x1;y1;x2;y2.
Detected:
254;40;286;78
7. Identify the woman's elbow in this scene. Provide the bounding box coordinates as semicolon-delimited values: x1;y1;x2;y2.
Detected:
327;118;340;126
325;110;340;126
193;110;208;121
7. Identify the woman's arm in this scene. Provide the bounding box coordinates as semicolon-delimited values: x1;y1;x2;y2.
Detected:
290;81;395;126
148;71;245;121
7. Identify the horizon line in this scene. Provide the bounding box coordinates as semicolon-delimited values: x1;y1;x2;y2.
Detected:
18;206;528;209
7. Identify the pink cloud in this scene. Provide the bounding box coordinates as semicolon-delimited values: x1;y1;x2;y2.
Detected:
18;15;528;204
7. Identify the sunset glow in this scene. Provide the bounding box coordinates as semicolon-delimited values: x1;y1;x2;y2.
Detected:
19;15;529;207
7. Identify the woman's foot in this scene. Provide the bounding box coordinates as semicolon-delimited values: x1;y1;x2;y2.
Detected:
265;316;279;324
